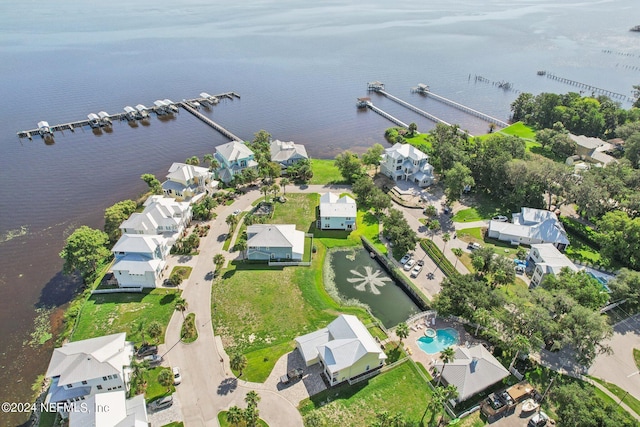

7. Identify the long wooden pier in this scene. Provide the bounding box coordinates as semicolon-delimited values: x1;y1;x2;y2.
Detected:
16;91;240;140
540;72;632;102
179;102;242;142
366;82;472;136
412;83;509;128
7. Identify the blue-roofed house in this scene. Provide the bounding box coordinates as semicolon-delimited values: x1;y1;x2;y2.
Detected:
214;140;258;184
295;314;387;386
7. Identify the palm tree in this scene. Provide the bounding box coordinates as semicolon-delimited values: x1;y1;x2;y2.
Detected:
279;177;290;195
203;153;214;168
226;406;244;426
157;368;173;392
209;159;220;173
438;385;459;425
230;352;247;377
452;248;463;269
235;238;247;260
509;334;531;370
175;297;188;319
226;214;238;233
134;319;147;345
244;390;261;408
147;321;163;343
395;322;409;347
442;232;451;252
473;307;490;336
260;185;270;202
128;359;149;397
427;219;441;239
436;346;456;386
270;183;280;200
213;254;225;275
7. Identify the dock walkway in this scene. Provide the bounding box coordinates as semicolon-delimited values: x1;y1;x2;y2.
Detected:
179;102;242;142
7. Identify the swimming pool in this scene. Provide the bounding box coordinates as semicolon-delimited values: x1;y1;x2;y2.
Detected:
416;328;460;354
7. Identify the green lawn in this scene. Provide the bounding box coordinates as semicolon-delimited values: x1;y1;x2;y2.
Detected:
590;377;640;417
452;194;506;223
499;122;536;140
161;423;185;427
181;312;198;343
456;227;483;240
563;232;602;266
298;361;434;427
223;211;247;251
71;288;180;346
38;409;59;427
457;227;523;260
144;367;175;403
170;265;192;279
271;193;318;232
309;159;348;185
404;132;433;152
217;411;269;427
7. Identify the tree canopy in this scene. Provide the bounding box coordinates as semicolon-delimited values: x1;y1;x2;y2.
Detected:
104;199;137;243
335;151;366;183
59;226;111;280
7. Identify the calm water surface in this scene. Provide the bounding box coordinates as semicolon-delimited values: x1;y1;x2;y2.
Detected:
1;0;639;424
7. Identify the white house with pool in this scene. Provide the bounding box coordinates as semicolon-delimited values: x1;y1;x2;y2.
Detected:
295;314;387;385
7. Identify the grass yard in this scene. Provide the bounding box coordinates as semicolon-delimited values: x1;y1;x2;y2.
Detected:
218;411;269;427
161;423;185;427
298;361;434;427
181;312;198;343
563;233;602;266
590;377;640;417
452;193;506;223
144;367;175;403
456;227;483;240
499;122;536;140
404;132;433;152
71;288;180;346
309;159;348;185
271;193;318;232
170;265;192;279
456;227;523;260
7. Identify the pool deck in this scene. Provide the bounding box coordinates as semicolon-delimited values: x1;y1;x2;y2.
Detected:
396;316;485;374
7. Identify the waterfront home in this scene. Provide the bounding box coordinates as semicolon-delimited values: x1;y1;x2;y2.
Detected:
380;143;435;187
433;344;510;403
246;224;305;261
529;243;579;288
214;140;258;183
319;192;357;230
295;314;387;386
69;391;148;427
568;133;617;166
119;195;192;245
270;139;308;167
487;207;570;250
111;234;169;288
161;162;218;202
45;333;134;406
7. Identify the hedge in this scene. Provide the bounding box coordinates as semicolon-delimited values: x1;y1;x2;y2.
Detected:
420;239;458;277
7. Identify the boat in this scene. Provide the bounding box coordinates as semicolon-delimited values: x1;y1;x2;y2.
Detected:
521;398;540;413
631;25;640;32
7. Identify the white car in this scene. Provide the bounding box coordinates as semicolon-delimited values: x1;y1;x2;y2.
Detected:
232;209;241;215
403;259;416;271
410;264;423;278
172;367;182;386
399;254;412;265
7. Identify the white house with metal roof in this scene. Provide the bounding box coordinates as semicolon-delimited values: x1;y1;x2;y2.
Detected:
161;162;218;201
319;192;357;230
69;391;148;427
487;207;570;250
295;314;387;386
111;234;169;288
214;140;258;183
270;139;308;167
119;195;192;245
529;243;580;287
380;143;434;187
433;344;510;403
45;333;134;406
246;224;305;261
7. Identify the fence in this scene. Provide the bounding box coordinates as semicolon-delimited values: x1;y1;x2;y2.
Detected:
91;287;143;294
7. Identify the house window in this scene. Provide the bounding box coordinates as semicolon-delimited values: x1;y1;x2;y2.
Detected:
103;376;108;381
97;385;102;390
81;381;87;385
396;166;402;171
397;159;402;164
286;253;291;259
270;253;275;259
66;384;73;389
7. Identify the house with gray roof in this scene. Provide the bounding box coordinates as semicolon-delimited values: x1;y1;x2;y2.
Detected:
295;314;387;386
120;195;192;245
487;207;570;250
111;234;169;288
45;333;134;406
270;139;308;167
380;143;434;187
70;391;148;427
246;224;305;261
214;140;258;183
433;344;510;403
529;243;580;287
568;134;617;166
319;192;357;230
161;162;218;201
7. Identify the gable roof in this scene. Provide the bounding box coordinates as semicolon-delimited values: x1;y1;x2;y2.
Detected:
112;234;166;255
166;162;210;182
531;243;579;274
569;133;605;150
46;333;132;386
70;391;148;427
319;193;357;218
247;224;305;254
112;254;164;275
270;139;308;162
516;207;558;225
434;344;509;402
385;143;428;162
215;140;254;162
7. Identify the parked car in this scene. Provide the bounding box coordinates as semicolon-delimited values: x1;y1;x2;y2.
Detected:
403;259;416;271
233;209;241;215
148;394;173;411
399;253;412;265
528;411;549;427
492;215;508;222
144;354;163;366
136;345;158;358
280;368;304;385
172;367;181;386
467;242;482;250
410;264;423;278
417;259;425;267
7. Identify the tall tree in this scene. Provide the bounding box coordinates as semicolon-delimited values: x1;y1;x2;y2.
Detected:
395;322;409;347
147;321;163;343
230;353;248;377
408;122;418;137
104;199;137;243
226;406;244;426
175;297;188;319
185;156;200;166
226;214;239;233
279;177;290;195
157;368;173;391
452;248;463;269
213;254;226;275
59;226;111;280
444;162;474;203
260;185;270;202
335;151;365;183
508;335;531;370
141;173;162;195
436;346;456;386
361;143;385;172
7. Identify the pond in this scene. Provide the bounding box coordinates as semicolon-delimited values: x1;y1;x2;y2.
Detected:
326;247;420;328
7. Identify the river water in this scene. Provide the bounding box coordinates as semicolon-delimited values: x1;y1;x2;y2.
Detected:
1;0;639;424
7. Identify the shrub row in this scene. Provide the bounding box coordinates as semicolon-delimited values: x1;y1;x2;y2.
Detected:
420;239;458;277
